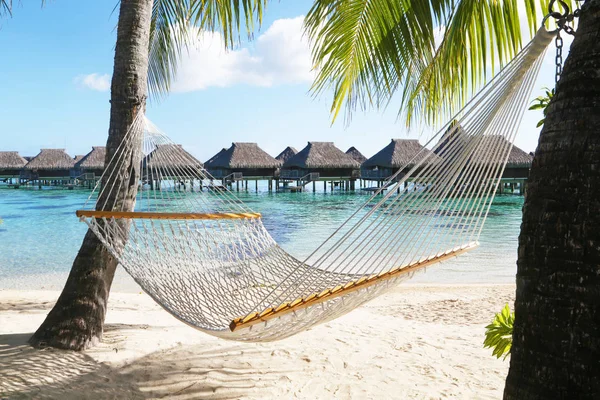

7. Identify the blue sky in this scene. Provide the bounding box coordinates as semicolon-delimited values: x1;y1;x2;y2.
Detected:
1;1;564;161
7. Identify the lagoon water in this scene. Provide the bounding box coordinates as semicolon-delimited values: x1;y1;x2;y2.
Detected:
0;185;523;291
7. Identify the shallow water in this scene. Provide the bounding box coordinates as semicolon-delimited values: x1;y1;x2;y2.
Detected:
0;184;523;291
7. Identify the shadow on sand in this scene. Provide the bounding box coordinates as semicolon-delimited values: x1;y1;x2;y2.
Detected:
0;333;142;399
0;330;295;399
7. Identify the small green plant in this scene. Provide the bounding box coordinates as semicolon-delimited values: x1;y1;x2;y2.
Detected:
483;303;514;360
529;87;555;127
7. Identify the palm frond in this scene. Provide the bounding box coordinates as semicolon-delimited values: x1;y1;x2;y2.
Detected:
148;0;190;98
148;0;268;99
305;0;447;123
1;1;47;18
403;0;525;125
189;0;266;48
0;1;12;17
305;0;576;126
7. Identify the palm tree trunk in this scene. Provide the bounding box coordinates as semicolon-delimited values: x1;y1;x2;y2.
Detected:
29;0;153;351
504;1;600;398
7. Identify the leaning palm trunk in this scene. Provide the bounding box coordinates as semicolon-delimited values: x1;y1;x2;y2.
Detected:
504;0;600;397
29;0;153;350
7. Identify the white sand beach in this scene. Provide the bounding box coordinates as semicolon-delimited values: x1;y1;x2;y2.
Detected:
0;284;513;399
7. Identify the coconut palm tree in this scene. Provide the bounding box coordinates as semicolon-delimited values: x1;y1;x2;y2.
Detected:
7;0;267;351
304;0;598;397
504;2;600;397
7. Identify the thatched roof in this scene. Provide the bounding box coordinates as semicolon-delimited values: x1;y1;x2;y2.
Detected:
76;146;106;170
24;149;75;170
206;143;282;169
204;148;227;167
144;144;203;169
507;143;533;167
275;146;298;163
0;151;28;169
434;121;466;159
346;146;367;163
471;136;533;168
362;139;436;169
283;142;360;169
434;124;533;168
23;156;33;162
74;155;85;163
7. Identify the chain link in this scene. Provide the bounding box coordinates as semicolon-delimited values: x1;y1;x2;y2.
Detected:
548;0;584;85
555;32;563;84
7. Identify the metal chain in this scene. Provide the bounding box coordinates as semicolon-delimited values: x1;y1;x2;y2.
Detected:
555;32;563;84
548;0;584;85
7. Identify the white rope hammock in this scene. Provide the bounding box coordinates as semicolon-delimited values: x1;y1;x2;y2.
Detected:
77;28;554;342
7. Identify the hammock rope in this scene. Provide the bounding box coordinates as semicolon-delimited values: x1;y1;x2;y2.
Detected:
77;27;554;341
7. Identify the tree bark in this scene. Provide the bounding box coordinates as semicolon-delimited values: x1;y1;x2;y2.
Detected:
29;0;153;351
504;1;600;398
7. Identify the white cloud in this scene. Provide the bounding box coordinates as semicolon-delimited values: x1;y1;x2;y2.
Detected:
74;73;111;92
172;16;313;92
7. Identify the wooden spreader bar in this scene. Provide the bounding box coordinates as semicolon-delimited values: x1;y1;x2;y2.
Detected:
76;210;262;220
229;242;478;332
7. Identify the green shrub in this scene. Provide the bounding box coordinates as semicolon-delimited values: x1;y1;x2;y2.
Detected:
529;87;554;128
483;303;514;360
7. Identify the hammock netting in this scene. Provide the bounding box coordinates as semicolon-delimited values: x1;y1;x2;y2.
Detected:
77;28;554;341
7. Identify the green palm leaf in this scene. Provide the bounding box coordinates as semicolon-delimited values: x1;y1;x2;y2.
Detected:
148;0;190;98
484;303;515;360
0;1;11;17
1;1;47;18
305;0;575;126
148;0;268;98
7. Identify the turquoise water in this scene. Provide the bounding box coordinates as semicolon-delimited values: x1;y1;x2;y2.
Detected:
0;185;523;291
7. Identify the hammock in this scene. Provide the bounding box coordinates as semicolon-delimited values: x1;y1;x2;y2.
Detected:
77;28;554;342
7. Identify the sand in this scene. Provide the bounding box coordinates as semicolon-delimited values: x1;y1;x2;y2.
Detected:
0;284;514;399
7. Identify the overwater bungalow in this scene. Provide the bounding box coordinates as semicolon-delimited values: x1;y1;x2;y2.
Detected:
72;146;107;188
500;140;533;178
75;146;106;177
22;149;76;186
145;144;202;171
473;136;533;194
204;142;282;190
345;146;367;164
281;142;360;191
361;139;436;183
434;125;533;194
204;148;226;168
0;151;28;184
275;146;298;164
143;144;203;189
